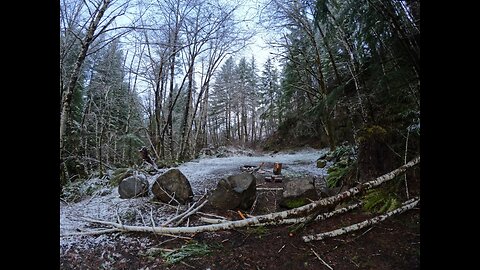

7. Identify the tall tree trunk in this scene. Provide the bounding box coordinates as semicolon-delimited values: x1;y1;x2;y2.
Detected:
315;21;341;84
320;106;336;152
236;112;241;141
166;40;178;160
226;103;231;141
154;60;165;157
251;108;256;143
179;62;195;160
242;102;248;145
339;33;368;124
60;0;112;153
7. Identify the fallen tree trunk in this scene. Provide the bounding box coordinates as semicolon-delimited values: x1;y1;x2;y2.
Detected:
200;202;363;225
62;157;419;237
267;201;363;226
302;197;420;242
278;196;419;228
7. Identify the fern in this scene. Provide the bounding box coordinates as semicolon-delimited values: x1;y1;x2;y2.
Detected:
326;165;351;188
362;188;400;214
161;241;214;265
326;157;356;188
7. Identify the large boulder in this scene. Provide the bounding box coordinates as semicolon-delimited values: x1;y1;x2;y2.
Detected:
118;174;149;199
152;169;193;204
279;176;319;209
208;173;257;210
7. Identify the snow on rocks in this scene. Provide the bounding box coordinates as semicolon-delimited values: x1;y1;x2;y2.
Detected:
60;147;329;251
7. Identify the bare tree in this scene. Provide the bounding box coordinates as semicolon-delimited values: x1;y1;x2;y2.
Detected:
60;0;129;153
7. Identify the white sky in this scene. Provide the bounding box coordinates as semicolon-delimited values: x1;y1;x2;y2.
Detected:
102;0;281;100
234;0;281;68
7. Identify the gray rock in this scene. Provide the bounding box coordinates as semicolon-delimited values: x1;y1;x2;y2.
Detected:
316;159;327;168
209;173;257;210
279;176;319;209
152;169;193;204
118;174;149;199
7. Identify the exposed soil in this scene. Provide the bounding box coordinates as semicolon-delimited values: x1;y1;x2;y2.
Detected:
60;149;420;269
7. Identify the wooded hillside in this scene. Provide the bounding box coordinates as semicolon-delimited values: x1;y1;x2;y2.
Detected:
60;0;420;190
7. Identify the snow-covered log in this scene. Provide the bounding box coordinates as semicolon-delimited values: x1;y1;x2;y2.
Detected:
302;197;420;242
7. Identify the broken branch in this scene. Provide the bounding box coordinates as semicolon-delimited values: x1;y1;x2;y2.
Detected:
311;248;334;270
173;200;208;227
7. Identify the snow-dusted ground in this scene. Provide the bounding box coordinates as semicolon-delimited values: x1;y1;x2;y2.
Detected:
60;147;329;252
182;147;329;193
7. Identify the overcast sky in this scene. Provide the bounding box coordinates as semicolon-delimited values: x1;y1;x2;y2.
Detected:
101;0;281;99
236;0;280;68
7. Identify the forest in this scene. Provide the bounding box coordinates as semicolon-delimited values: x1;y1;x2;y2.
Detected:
60;0;420;269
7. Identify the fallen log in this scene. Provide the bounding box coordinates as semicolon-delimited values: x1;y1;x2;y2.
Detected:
302;197;420;242
62;157;419;237
263;201;363;226
200;201;363;225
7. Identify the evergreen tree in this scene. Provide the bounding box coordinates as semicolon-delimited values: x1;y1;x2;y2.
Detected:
210;57;236;143
60;27;88;156
259;57;281;138
83;38;145;172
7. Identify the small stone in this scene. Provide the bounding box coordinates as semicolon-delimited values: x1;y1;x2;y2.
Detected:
316;160;327;168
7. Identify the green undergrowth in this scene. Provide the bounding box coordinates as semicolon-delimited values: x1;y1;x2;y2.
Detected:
327;144;356;160
284;197;310;209
61;177;110;203
161;241;218;265
362;187;400;214
326;158;357;188
246;225;269;238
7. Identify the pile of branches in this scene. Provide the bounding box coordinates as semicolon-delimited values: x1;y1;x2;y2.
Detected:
62;157;420;242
